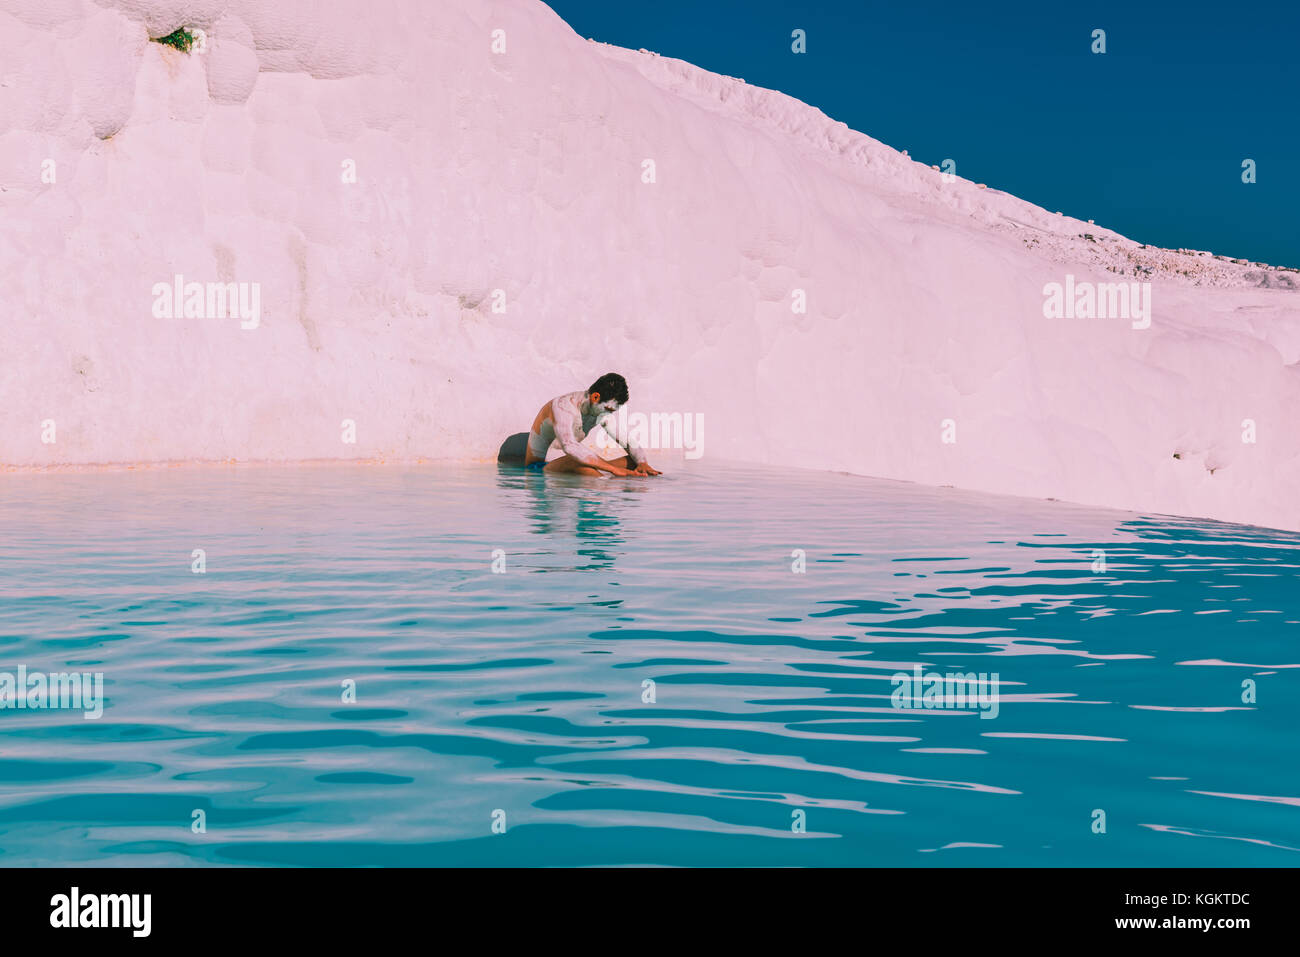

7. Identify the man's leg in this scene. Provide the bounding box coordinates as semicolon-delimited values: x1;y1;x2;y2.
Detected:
544;454;628;476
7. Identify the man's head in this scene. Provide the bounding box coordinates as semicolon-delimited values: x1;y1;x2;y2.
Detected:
587;372;629;413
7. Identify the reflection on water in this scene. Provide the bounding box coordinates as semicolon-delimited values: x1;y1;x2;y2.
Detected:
0;462;1296;866
499;467;632;571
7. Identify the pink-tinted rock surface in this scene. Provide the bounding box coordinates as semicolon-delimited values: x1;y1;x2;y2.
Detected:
2;0;1298;530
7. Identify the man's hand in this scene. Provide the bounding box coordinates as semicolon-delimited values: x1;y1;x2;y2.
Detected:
632;462;662;476
603;464;641;477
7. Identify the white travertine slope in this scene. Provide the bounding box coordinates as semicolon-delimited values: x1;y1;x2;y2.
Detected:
2;0;1298;530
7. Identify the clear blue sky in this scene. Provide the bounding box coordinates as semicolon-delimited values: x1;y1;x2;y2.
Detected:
543;0;1299;267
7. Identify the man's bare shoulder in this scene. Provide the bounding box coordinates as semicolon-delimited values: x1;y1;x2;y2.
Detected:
552;391;587;413
532;391;584;431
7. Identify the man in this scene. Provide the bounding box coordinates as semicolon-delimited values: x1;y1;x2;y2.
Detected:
524;373;662;477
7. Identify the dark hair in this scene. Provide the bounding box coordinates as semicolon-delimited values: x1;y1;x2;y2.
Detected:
587;372;629;404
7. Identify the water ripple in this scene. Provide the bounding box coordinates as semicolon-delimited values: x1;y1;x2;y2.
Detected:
1;463;1297;865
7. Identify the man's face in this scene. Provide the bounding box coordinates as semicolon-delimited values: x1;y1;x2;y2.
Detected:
591;393;620;415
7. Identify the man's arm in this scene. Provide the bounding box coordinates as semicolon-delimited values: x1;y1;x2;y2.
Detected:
599;411;661;475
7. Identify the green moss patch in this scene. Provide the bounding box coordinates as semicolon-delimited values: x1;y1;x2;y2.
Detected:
152;28;196;53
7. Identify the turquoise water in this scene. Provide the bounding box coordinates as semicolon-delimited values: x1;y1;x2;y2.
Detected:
0;463;1297;867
